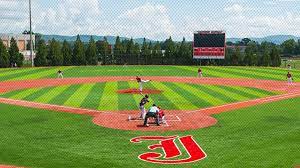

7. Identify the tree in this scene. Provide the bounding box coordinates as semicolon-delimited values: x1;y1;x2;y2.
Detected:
72;35;86;65
47;39;63;66
61;40;72;66
86;36;98;65
152;41;163;65
177;38;192;65
9;38;24;67
231;46;240;65
260;42;272;66
140;38;151;64
281;39;296;55
295;40;300;55
34;39;47;66
241;38;252;46
96;37;111;65
114;36;122;65
225;47;234;66
270;46;281;67
133;43;141;65
124;38;136;64
164;37;176;64
244;41;258;66
0;39;10;68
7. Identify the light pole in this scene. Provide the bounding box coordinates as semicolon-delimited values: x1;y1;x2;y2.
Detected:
29;0;34;67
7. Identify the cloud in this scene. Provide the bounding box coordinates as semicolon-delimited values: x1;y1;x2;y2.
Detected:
0;0;28;32
224;3;252;13
177;12;300;39
1;0;300;41
115;3;175;40
33;0;101;35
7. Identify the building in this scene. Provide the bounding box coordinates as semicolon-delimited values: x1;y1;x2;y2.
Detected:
0;34;36;61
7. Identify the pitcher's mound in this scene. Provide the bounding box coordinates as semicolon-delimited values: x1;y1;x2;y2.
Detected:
117;89;162;94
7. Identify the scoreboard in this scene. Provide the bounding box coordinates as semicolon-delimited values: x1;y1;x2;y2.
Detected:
193;31;226;59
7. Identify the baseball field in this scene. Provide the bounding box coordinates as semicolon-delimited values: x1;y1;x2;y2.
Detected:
0;65;299;168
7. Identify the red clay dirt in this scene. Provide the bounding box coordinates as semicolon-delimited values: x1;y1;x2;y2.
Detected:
0;76;299;131
0;165;23;168
117;88;162;94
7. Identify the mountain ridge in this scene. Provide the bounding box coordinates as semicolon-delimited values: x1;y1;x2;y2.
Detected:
40;34;300;45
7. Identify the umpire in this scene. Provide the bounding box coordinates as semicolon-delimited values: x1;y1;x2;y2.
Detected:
143;104;160;127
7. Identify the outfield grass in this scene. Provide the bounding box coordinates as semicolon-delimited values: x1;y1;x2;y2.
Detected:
0;81;276;111
0;65;299;82
0;97;298;168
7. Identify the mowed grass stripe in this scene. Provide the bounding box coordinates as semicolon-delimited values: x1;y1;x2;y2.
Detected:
9;88;42;100
172;66;219;78
212;85;250;101
188;84;236;103
23;87;55;101
48;85;82;105
80;82;106;109
0;68;30;77
98;82;118;111
117;81;138;110
64;84;95;108
174;82;225;106
219;86;261;99
198;85;241;102
151;82;198;110
174;66;244;78
234;86;275;97
147;82;177;110
10;67;73;81
34;85;70;103
0;89;24;98
165;82;213;108
216;67;280;80
227;67;286;80
0;68;48;81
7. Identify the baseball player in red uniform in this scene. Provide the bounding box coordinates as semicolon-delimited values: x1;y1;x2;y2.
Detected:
287;72;293;85
136;76;151;92
198;68;203;78
158;106;166;124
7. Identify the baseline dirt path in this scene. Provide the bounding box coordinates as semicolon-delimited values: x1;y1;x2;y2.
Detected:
0;77;299;131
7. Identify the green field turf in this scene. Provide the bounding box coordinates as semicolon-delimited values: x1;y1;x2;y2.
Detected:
0;81;276;111
0;65;299;168
0;97;298;168
0;65;299;82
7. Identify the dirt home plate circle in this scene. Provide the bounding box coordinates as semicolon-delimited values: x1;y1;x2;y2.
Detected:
0;76;299;132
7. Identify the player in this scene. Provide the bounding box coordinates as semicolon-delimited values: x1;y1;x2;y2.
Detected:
139;95;149;119
198;68;203;77
136;76;151;92
158;106;166;124
57;70;64;79
143;104;160;127
287;64;292;70
287;72;293;85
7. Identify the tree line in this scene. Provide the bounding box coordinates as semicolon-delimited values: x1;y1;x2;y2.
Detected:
33;35;193;67
0;38;24;68
1;35;300;68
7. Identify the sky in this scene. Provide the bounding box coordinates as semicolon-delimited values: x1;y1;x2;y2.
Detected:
0;0;300;40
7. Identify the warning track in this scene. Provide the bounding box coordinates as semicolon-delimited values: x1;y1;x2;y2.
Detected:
0;76;299;131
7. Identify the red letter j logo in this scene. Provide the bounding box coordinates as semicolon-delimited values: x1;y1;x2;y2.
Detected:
130;135;207;164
